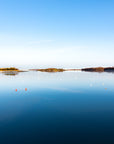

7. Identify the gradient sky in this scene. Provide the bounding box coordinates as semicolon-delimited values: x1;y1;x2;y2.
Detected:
0;0;114;68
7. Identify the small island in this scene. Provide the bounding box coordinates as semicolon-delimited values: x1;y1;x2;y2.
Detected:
30;68;65;72
0;67;20;71
0;67;27;76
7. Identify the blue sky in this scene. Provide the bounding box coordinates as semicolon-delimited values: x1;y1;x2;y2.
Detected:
0;0;114;68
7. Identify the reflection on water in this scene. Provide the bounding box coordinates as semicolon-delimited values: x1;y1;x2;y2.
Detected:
0;71;114;144
2;71;19;76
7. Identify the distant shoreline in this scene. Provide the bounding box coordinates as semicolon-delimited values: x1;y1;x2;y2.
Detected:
30;67;114;73
0;67;114;73
82;67;114;72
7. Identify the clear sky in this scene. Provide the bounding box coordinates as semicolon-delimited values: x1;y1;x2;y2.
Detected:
0;0;114;68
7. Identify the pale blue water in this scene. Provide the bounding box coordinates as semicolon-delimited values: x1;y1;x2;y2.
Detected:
0;71;114;144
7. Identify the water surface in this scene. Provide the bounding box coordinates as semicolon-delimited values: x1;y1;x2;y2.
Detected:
0;71;114;144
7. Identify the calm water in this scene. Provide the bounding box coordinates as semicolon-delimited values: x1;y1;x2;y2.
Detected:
0;71;114;144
